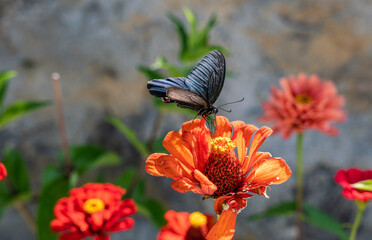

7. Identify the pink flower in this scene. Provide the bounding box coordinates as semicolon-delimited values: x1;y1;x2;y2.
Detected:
335;168;372;202
259;73;346;139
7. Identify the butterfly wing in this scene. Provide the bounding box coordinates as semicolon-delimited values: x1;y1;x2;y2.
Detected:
185;50;225;105
166;87;209;111
147;77;188;99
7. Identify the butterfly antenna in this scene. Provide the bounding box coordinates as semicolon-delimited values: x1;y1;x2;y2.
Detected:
216;97;244;108
218;107;232;113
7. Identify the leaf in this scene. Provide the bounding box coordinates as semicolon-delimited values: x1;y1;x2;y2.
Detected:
303;203;348;240
152;57;185;77
2;149;31;198
137;65;164;80
37;176;69;240
152;135;168;154
107;117;149;157
167;12;188;56
248;201;296;221
351;180;372;192
116;167;136;190
0;100;50;130
0;70;17;108
199;13;217;46
183;8;198;48
138;198;167;228
68;145;122;175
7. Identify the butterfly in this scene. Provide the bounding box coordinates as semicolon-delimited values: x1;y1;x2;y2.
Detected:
147;50;226;118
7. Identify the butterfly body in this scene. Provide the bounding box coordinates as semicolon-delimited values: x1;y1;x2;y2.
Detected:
147;50;225;118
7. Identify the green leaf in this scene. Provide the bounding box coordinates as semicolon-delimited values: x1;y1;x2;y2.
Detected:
199;13;217;46
0;70;17;108
137;65;164;80
248;201;296;221
107;117;149;157
68;145;122;175
351;180;372;192
2;149;31;197
37;176;69;240
183;8;198;48
116;167;136;190
167;12;188;56
0;100;50;130
303;203;348;240
152;135;168;154
40;165;65;188
138;198;167;228
152;57;185;77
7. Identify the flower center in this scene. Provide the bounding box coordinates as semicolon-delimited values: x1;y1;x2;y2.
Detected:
83;198;105;214
203;137;242;197
189;212;207;228
295;93;313;105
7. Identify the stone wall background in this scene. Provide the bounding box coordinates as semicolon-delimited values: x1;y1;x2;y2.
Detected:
0;0;372;239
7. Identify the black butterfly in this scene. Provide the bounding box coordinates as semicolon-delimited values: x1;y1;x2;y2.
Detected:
147;50;225;118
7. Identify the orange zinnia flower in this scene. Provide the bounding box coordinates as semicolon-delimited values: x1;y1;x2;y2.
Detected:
158;210;216;240
0;163;7;181
259;73;346;139
51;183;136;240
146;116;292;240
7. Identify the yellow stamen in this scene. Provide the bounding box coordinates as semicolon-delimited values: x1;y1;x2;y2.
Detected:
189;212;207;228
211;137;236;154
83;198;105;214
295;93;313;105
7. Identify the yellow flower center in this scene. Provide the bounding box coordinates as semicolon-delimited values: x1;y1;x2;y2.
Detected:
189;212;207;228
211;137;236;154
83;198;105;214
295;93;313;105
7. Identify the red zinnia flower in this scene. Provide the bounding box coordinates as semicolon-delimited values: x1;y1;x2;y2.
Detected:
158;210;216;240
259;73;346;139
0;163;7;181
51;183;136;240
146;116;292;240
335;168;372;202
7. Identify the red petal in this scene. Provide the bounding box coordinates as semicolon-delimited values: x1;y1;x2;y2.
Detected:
206;209;237;240
0;163;7;181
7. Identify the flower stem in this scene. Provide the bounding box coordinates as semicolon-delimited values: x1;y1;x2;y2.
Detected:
296;133;304;240
52;73;72;177
349;201;367;240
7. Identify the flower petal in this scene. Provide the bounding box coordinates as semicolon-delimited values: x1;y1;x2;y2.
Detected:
154;155;193;179
193;169;217;195
163;131;195;169
171;178;204;194
245;157;292;186
214;116;232;138
145;153;168;176
206;209;237;240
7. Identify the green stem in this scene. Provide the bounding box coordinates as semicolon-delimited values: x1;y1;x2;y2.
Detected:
349;201;367;240
296;133;304;240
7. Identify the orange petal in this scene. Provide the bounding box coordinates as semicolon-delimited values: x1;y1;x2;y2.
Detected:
171;178;204;194
163;131;195;169
155;155;193;179
214;116;232;138
193;170;217;195
182;131;210;171
181;118;204;133
213;196;231;214
145;153;168;176
248;126;272;158
245;157;292;185
231;121;246;163
206;209;237;240
243;152;272;175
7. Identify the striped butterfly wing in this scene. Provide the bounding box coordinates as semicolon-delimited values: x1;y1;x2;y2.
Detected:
185;50;226;105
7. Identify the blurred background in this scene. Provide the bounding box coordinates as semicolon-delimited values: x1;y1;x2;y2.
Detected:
0;0;371;239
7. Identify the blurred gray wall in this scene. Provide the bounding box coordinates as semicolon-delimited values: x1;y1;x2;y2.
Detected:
0;0;372;239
